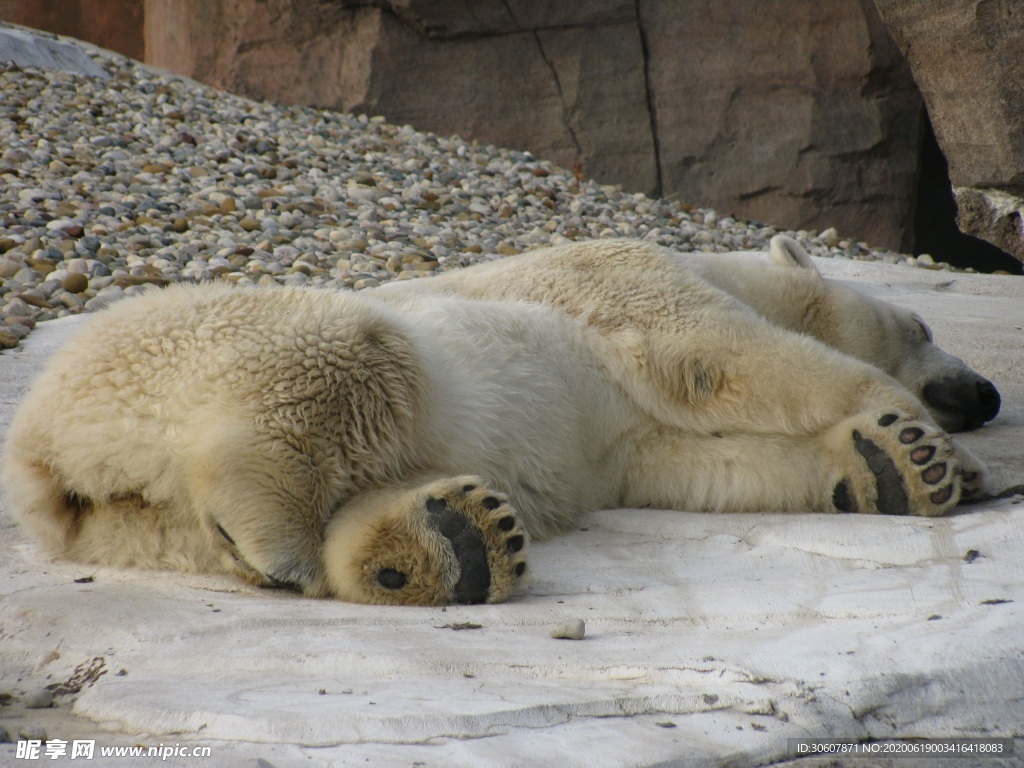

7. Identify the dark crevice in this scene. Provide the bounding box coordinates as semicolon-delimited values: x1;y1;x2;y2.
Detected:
532;31;583;161
634;0;663;198
913;109;1023;274
498;0;583;162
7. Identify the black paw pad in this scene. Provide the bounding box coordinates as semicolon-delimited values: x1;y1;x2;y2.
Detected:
376;568;408;590
497;515;516;531
930;486;954;505
462;484;478;493
922;463;947;485
506;534;524;553
426;497;491;604
878;413;899;427
910;445;935;465
899;427;925;444
482;496;502;511
514;562;526;577
962;471;978;484
832;480;856;513
853;430;909;515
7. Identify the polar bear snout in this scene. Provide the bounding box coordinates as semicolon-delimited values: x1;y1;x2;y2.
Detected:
922;374;1001;433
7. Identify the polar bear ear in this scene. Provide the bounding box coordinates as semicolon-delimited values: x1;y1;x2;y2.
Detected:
769;235;821;277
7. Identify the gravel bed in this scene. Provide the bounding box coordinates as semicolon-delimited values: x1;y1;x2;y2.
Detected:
0;45;953;350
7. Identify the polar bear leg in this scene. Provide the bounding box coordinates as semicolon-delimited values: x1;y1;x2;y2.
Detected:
322;476;529;605
623;411;984;516
184;426;336;595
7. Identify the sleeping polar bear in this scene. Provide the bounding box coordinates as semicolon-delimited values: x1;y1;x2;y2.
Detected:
2;237;1000;606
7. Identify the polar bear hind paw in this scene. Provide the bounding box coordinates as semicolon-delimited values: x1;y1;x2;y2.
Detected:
324;476;528;605
831;412;960;517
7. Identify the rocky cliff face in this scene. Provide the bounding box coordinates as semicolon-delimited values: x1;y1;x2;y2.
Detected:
138;0;922;251
875;0;1024;263
640;0;922;250
0;0;142;60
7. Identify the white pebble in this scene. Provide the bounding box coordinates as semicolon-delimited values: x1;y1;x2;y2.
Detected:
549;619;586;640
24;688;53;709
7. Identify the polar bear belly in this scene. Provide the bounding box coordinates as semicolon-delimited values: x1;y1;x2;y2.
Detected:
392;296;631;538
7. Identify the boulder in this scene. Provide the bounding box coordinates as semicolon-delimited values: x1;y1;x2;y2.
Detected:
142;0;922;250
875;0;1024;263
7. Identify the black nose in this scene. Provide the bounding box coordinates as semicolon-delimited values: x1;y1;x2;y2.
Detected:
978;380;1001;422
922;376;1001;432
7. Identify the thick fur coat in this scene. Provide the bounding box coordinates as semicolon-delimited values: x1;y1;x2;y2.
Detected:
2;238;998;605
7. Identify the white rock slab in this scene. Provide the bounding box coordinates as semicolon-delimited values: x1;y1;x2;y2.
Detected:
1;258;1022;767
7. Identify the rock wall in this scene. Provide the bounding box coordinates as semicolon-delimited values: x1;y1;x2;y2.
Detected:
3;1;936;253
141;0;923;252
640;0;922;250
0;0;142;60
874;0;1024;262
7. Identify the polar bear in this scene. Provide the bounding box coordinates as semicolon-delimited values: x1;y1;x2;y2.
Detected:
1;237;997;606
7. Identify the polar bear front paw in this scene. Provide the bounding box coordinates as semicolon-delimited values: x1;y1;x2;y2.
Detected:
323;476;529;605
830;411;960;517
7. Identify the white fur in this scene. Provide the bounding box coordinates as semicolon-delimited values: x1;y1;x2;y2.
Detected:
1;238;992;601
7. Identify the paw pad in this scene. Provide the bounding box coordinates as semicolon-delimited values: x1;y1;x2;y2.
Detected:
910;445;936;465
921;463;947;485
426;496;491;605
899;427;925;444
376;568;408;590
832;480;856;513
423;480;529;605
852;430;908;515
840;412;961;517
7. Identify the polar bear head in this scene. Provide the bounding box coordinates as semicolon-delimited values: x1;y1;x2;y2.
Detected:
769;236;1001;433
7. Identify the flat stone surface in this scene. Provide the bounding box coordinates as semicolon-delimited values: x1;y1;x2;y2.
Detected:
0;26;108;78
0;257;1022;766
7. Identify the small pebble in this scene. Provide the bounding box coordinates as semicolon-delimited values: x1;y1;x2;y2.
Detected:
24;688;54;709
0;328;19;349
549;619;586;640
62;272;90;294
0;34;961;352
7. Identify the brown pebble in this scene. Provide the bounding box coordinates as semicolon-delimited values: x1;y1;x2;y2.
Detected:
63;273;90;294
113;275;170;288
25;257;56;274
10;292;51;309
0;329;19;349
